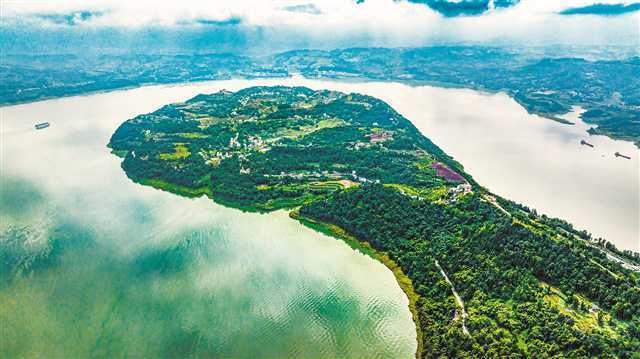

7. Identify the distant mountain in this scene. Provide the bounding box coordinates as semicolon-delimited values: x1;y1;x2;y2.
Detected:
560;2;640;16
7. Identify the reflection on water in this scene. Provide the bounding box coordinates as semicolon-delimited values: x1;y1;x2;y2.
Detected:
380;87;639;251
0;83;416;358
1;76;637;357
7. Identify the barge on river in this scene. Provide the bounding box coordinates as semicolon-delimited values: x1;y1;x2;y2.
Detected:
580;140;594;147
614;152;631;160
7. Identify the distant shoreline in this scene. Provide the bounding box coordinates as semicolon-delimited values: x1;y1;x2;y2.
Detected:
5;75;630;148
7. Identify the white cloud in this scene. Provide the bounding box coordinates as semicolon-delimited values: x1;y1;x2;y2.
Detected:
2;0;638;46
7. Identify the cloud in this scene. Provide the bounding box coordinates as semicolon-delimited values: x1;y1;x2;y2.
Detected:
35;10;106;26
560;2;640;16
1;0;638;53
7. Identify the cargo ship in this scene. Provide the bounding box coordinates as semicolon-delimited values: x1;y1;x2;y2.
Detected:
580;139;594;147
35;122;50;130
614;152;631;160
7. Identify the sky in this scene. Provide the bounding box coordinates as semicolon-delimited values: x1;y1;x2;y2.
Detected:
1;0;639;54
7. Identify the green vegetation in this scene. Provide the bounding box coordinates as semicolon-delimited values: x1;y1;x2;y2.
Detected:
110;86;465;212
301;185;640;357
158;143;191;160
110;86;640;358
138;178;211;198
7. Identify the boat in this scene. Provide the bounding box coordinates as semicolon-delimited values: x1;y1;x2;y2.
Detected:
614;152;631;160
35;122;50;130
580;139;594;147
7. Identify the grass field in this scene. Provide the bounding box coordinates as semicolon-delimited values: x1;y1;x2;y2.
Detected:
159;143;191;160
276;118;346;140
540;282;625;337
176;132;209;139
139;178;211;198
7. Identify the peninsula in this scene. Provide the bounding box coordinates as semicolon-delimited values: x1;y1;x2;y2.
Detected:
109;86;640;357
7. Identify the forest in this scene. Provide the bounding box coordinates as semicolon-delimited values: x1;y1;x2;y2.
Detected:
301;185;640;357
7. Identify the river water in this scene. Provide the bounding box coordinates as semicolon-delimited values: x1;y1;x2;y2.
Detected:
0;82;416;358
1;77;638;357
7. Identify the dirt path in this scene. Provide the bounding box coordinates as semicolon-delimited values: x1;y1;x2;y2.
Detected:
481;194;511;217
435;259;470;337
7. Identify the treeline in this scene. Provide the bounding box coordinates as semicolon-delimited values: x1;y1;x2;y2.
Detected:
500;196;640;266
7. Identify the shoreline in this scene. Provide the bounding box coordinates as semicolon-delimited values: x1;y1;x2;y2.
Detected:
127;173;426;356
289;209;424;359
132;170;640;265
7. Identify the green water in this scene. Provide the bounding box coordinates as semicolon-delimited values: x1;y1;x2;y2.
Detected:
0;83;416;358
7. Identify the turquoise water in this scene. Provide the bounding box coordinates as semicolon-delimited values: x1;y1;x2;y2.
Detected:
0;84;416;358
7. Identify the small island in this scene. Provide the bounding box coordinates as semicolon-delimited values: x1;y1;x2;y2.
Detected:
109;87;640;357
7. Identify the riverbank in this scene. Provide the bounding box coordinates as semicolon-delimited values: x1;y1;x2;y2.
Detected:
138;178;325;212
136;178;212;198
289;209;424;359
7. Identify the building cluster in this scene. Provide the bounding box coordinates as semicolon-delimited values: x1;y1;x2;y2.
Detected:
264;170;343;181
199;149;232;167
350;170;379;184
367;131;392;144
229;133;240;148
447;183;473;204
349;130;394;150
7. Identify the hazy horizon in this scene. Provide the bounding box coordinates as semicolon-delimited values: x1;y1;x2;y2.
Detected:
2;0;639;55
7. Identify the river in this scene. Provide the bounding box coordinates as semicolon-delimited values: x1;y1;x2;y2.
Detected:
1;77;638;357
